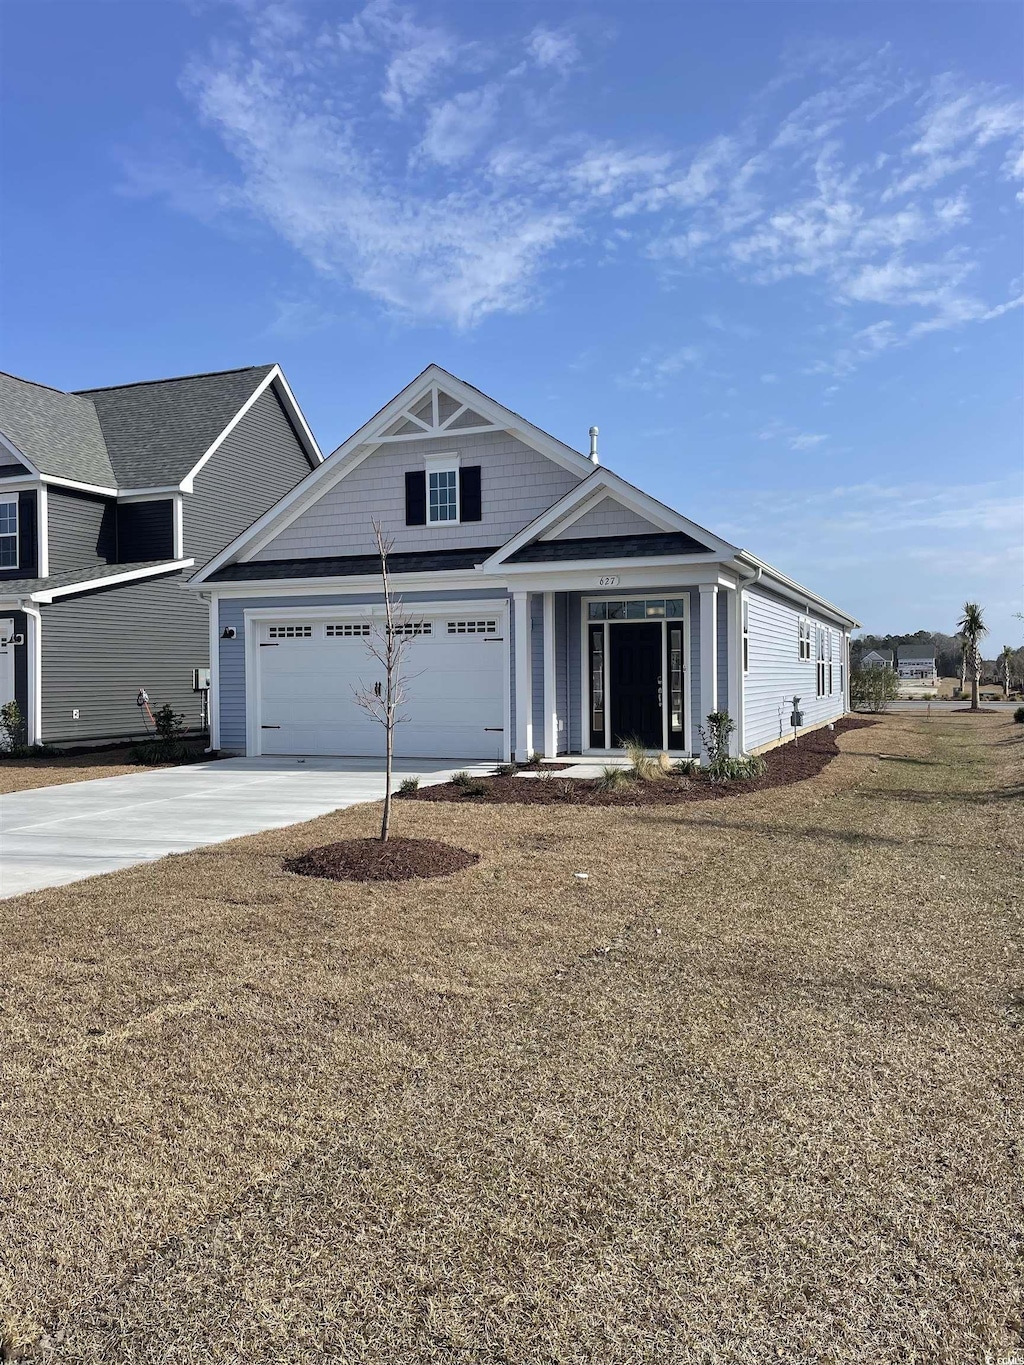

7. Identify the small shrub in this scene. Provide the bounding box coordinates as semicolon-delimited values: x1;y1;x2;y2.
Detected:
460;780;487;798
399;776;420;794
494;763;518;778
673;758;699;777
0;699;27;753
624;738;661;781
451;770;474;788
556;778;580;802
1014;706;1024;724
850;666;900;713
597;764;633;791
704;753;767;783
657;752;673;775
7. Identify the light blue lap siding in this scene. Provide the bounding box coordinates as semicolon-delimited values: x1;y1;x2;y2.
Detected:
742;583;847;750
217;588;510;754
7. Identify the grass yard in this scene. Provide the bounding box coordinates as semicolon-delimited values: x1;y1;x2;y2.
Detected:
0;742;213;794
1;714;1020;1363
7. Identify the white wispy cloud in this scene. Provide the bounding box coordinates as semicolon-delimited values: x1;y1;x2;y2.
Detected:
130;3;1023;336
618;346;703;391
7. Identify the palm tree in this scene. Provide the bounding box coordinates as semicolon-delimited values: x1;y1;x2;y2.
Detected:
956;602;988;711
998;644;1014;695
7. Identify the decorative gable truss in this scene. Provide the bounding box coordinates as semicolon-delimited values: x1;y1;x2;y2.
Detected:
374;384;502;442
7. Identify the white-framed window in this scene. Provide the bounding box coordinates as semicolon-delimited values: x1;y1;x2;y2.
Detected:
0;498;17;569
798;617;812;660
827;630;834;694
816;627;828;697
267;624;312;639
326;622;371;637
447;619;497;634
390;621;432;636
742;597;749;673
428;468;458;523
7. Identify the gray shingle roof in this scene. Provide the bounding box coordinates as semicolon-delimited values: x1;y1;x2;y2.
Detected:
77;366;275;487
507;532;709;562
0;365;275;490
208;547;499;583
897;644;935;660
0;372;115;485
0;560;184;600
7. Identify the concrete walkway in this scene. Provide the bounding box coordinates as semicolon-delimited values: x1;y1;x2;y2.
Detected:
0;755;494;899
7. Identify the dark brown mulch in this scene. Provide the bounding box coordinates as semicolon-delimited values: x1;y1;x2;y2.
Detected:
401;717;878;808
284;836;480;883
951;707;1001;714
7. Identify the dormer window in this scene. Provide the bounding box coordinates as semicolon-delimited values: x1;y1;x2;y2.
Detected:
428;467;459;523
0;498;17;568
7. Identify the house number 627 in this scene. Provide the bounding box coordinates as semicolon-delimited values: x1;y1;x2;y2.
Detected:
597;575;620;587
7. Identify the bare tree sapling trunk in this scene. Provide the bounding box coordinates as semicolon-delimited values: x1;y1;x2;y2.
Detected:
352;520;421;842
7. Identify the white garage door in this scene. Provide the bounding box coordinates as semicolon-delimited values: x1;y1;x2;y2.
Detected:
256;611;506;759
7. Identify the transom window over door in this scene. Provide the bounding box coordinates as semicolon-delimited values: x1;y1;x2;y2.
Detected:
0;499;17;569
428;468;458;523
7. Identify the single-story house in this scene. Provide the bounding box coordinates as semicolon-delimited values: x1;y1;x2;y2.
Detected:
861;649;894;669
0;365;320;745
896;646;937;682
190;366;859;763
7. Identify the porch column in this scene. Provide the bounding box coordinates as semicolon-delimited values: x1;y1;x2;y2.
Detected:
513;591;533;762
542;592;558;758
725;585;741;756
24;604;42;746
698;583;718;762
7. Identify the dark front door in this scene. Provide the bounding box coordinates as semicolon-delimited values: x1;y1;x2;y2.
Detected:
609;622;662;748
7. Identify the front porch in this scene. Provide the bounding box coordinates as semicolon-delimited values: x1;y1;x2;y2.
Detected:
511;581;743;763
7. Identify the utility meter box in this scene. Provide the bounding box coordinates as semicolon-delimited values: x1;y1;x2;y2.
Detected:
192;667;211;692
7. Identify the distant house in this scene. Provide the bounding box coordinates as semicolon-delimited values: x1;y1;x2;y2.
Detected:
861;649;893;669
896;645;937;682
0;365;321;745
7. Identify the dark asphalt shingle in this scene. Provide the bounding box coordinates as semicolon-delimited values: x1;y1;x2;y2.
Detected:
506;532;709;562
0;372;115;486
207;547;503;582
0;560;185;599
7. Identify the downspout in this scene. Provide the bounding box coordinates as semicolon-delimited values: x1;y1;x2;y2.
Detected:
731;560;762;755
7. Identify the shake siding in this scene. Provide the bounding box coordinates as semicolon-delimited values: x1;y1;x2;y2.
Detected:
47;488;116;573
187;387;315;571
552;497;661;540
216;588;511;754
742;585;846;751
41;576;207;742
253;430;582;561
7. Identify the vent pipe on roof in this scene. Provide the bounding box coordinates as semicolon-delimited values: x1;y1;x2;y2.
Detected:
589;425;599;464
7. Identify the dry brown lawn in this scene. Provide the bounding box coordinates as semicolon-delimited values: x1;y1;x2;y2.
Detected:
1;713;1020;1363
0;745;213;795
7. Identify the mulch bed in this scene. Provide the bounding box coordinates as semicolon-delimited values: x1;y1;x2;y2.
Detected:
951;707;1001;714
401;717;878;807
285;836;480;882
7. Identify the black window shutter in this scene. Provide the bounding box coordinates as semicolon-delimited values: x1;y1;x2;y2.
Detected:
405;470;426;525
18;491;38;576
459;466;482;522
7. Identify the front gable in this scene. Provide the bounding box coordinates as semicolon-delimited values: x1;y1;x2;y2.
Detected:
545;494;663;541
196;366;594;575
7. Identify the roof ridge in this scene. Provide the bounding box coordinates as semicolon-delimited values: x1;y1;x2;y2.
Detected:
0;370;81;398
75;364;276;395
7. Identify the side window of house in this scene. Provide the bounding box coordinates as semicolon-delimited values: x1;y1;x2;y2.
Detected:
0;497;17;568
405;463;482;526
816;626;827;697
798;617;812;660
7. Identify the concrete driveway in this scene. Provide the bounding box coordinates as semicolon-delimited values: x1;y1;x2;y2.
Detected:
0;755;493;899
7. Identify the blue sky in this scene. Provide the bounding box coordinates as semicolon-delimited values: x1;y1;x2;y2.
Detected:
2;0;1022;645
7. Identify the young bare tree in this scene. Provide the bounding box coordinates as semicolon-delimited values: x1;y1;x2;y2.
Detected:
352;520;421;842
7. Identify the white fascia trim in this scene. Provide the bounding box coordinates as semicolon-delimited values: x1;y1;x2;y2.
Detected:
116;486;185;502
181;366;323;494
196;568;512;597
23;603;42;744
172;494;184;560
481;469;738;570
191;366;596;585
206;592;221;751
31;558;195;603
41;474;118;496
735;551;860;629
37;483;49;577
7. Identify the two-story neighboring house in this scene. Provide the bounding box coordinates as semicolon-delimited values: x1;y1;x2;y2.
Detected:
896;645;937;682
0;365;321;745
190;365;858;763
860;649;894;669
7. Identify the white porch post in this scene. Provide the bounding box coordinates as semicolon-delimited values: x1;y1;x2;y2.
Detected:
542;592;557;758
698;583;718;763
726;585;741;756
513;590;533;762
24;604;42;745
